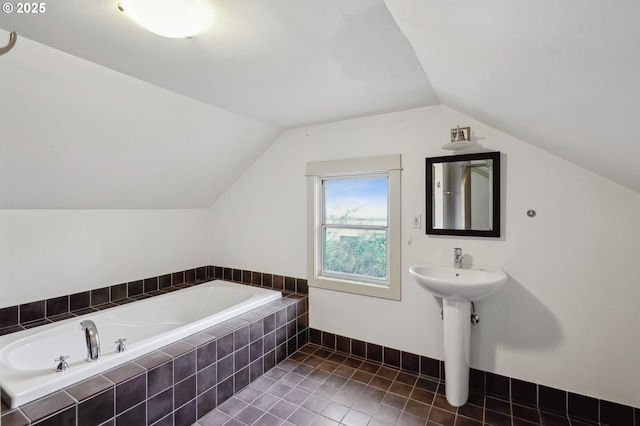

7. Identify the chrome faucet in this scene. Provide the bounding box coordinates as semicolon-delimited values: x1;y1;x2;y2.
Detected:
80;320;101;362
454;248;463;269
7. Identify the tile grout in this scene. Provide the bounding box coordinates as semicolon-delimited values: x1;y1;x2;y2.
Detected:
198;343;594;426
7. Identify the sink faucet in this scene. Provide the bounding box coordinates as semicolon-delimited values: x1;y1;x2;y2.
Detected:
454;248;463;269
80;320;101;362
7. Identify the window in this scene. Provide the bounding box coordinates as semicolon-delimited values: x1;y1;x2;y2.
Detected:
306;154;401;300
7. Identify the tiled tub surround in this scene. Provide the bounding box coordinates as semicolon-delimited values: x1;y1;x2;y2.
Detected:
308;329;639;426
0;291;309;425
0;281;284;408
0;265;308;336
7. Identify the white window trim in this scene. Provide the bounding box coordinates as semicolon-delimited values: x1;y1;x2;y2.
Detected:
306;154;401;300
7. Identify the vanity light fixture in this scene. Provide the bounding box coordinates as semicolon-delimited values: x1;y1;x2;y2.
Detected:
117;0;213;39
442;125;476;151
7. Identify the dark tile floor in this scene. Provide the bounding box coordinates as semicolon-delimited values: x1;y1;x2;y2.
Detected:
195;343;591;426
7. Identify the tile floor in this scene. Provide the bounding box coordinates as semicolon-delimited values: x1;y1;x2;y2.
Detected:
195;343;591;426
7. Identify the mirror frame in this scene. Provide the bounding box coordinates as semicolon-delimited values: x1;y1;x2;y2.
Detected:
426;151;501;238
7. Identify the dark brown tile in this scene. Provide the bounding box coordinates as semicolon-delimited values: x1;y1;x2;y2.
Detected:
484;408;512;426
174;350;197;383
1;409;30;426
148;388;173;425
366;343;383;362
115;373;146;414
321;331;335;350
184;269;196;283
77;389;114;426
134;351;171;370
421;356;440;380
32;406;75;426
321;401;349;422
196;266;207;281
45;296;69;317
103;362;145;384
401;351;420;373
0;305;18;328
568;392;598;423
374;403;402;424
272;275;284;291
70;291;91;311
297;279;308;293
174;399;196;426
65;376;113;402
539;385;566;415
456;414;483;426
22;391;75;423
90;287;109;307
175;375;196;409
268;398;297;420
161;340;195;358
486;395;511;415
217;375;235;404
383;347;400;368
143;277;158;293
197;363;217;394
511;378;537;406
148;361;173;397
20;300;45;323
600;399;634;425
127;280;143;297
539;411;570;426
351;339;367;358
486;371;510;399
172;271;185;286
109;284;127;302
513;402;541;423
457;402;484;422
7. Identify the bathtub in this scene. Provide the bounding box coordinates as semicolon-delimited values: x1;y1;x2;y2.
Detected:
0;280;281;408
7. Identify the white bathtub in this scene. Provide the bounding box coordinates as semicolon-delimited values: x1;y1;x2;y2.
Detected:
0;280;281;408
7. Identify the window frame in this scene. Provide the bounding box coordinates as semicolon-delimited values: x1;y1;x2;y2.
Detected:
306;154;401;300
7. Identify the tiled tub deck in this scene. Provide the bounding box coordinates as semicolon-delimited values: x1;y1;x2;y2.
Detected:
0;290;309;426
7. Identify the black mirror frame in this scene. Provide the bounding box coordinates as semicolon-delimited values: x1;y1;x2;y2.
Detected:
426;151;501;238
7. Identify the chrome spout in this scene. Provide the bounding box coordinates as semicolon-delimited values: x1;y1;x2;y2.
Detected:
454;248;463;269
80;320;101;362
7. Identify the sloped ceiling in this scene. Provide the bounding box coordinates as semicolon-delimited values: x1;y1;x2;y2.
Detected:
1;0;639;209
385;0;640;193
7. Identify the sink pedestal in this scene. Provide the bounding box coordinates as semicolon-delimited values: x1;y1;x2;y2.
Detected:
442;299;471;407
409;262;507;407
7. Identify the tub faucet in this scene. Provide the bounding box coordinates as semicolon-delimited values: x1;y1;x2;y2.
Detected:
80;320;101;362
454;248;463;269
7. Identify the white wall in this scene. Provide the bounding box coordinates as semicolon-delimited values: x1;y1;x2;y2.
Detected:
208;105;640;408
0;209;210;308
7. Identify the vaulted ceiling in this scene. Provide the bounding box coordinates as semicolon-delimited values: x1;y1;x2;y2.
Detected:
1;0;639;208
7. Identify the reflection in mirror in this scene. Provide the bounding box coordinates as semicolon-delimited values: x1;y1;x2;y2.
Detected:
426;152;500;237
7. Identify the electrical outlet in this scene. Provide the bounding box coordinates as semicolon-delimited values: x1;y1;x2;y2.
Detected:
412;214;421;228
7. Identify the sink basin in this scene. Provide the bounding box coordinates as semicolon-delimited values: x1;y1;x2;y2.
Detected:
409;264;507;301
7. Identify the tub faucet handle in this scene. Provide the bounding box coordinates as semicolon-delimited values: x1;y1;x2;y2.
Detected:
55;355;70;372
115;338;127;353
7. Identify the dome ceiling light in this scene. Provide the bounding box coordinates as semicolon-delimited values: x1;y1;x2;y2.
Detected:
118;0;213;39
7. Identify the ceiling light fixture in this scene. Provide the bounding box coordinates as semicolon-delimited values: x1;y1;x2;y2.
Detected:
118;0;213;39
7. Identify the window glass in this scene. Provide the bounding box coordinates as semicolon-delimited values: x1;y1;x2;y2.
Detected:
306;154;401;300
323;177;388;226
323;228;387;280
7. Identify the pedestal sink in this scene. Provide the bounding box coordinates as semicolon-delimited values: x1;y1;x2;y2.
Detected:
409;262;507;406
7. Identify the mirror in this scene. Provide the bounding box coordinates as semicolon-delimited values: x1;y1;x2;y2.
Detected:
426;151;500;237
